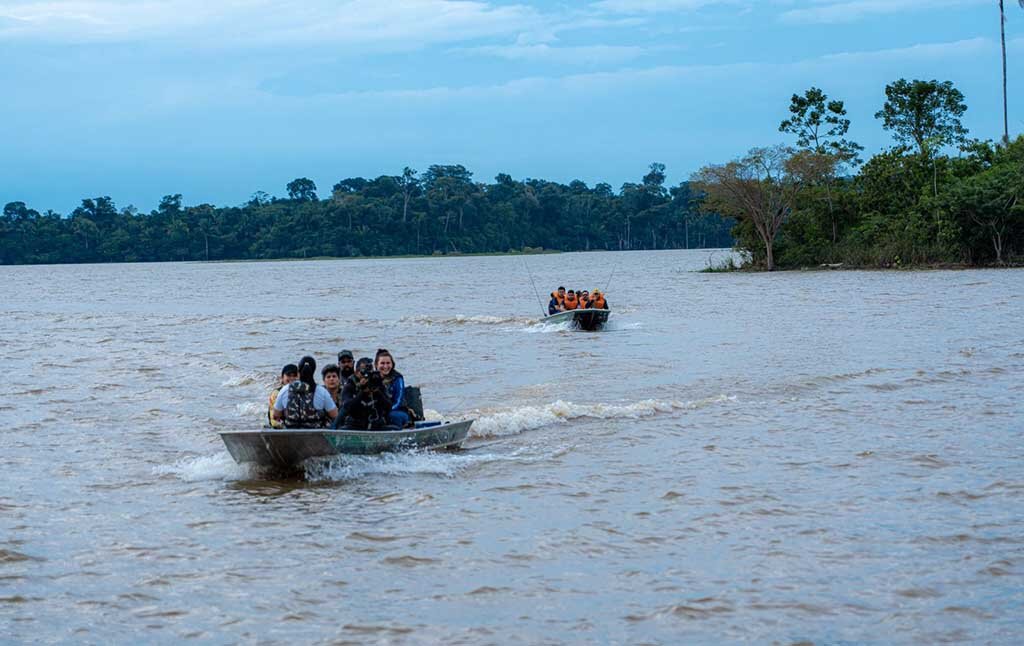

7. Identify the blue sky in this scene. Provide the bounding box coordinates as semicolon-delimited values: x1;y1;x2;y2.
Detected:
2;0;1022;214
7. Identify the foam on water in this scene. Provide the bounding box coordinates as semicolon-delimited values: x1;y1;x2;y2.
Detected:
234;401;265;417
154;452;255;482
303;444;563;483
400;314;535;326
468;395;735;437
221;371;267;387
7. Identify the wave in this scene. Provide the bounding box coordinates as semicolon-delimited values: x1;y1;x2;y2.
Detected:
234;401;266;417
467;395;734;438
221;371;269;387
154;452;254;482
303;445;561;483
400;314;536;326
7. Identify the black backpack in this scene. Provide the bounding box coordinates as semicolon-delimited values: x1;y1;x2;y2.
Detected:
284;381;323;428
403;386;424;421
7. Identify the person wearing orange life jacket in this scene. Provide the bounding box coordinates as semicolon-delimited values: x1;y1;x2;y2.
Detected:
588;289;608;310
578;290;590;309
556;286;566;306
562;290;579;310
548;291;564;315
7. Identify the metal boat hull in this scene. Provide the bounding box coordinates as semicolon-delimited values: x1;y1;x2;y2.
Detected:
220;420;474;468
542;308;610;331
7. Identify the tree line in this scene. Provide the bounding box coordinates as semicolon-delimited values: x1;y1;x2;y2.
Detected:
0;165;735;265
693;77;1024;270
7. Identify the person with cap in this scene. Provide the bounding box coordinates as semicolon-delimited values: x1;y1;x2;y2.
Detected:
588;289;608;310
272;356;338;428
336;357;391;430
267;363;298;428
337;349;355;380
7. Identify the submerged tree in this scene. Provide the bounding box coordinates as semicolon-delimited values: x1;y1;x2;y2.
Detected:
692;146;835;271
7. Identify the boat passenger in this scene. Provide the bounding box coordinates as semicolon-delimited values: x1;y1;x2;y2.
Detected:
375;348;412;428
337;357;391;430
563;290;579;310
268;363;298;429
578;290;590;308
337;349;355;380
557;286;566;305
272;356;338;428
588;289;608;310
321;363;342;409
548;291;564;315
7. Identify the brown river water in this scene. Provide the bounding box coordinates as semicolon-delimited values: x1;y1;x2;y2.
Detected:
1;250;1023;644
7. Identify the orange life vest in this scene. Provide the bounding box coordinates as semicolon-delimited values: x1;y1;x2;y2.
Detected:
563;294;578;310
590;295;606;309
579;296;589;308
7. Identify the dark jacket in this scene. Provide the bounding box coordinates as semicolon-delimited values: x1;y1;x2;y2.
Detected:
383;370;405;412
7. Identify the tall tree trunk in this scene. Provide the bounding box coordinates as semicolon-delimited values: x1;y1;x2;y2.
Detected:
1002;0;1010;144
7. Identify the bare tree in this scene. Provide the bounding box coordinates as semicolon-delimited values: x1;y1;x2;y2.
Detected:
692;145;836;271
1000;1;1024;144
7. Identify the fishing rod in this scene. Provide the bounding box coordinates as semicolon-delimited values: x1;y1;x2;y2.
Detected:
522;258;547;317
603;258;620;293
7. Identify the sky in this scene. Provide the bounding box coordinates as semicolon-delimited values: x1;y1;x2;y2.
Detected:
2;0;1023;214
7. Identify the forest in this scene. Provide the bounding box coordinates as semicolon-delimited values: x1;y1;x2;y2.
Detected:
0;166;733;265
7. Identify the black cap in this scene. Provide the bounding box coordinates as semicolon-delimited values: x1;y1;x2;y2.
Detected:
338;349;354;360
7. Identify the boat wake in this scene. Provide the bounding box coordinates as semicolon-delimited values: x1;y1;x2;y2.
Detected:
303;446;556;483
466;395;735;438
154;452;255;482
400;314;536;327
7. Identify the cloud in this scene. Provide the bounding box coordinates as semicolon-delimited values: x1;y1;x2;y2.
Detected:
779;0;987;25
591;0;740;13
0;0;543;48
455;43;647;64
284;35;999;104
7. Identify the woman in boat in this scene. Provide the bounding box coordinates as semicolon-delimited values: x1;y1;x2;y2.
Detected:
272;356;338;428
375;348;411;428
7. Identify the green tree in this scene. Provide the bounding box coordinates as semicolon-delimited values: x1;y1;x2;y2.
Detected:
780;87;864;243
286;177;318;202
875;79;969;155
779;87;863;163
692;146;835;271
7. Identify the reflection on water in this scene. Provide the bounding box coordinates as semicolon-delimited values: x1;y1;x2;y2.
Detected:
2;250;1023;644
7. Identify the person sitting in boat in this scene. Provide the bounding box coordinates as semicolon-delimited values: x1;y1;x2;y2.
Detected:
337;357;391;430
588;289;608;310
375;348;413;428
578;289;590;308
321;363;342;409
337;349;355;381
272;356;339;428
562;289;579;310
268;363;298;429
548;291;564;315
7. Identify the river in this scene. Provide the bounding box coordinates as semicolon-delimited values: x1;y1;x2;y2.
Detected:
2;250;1022;644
